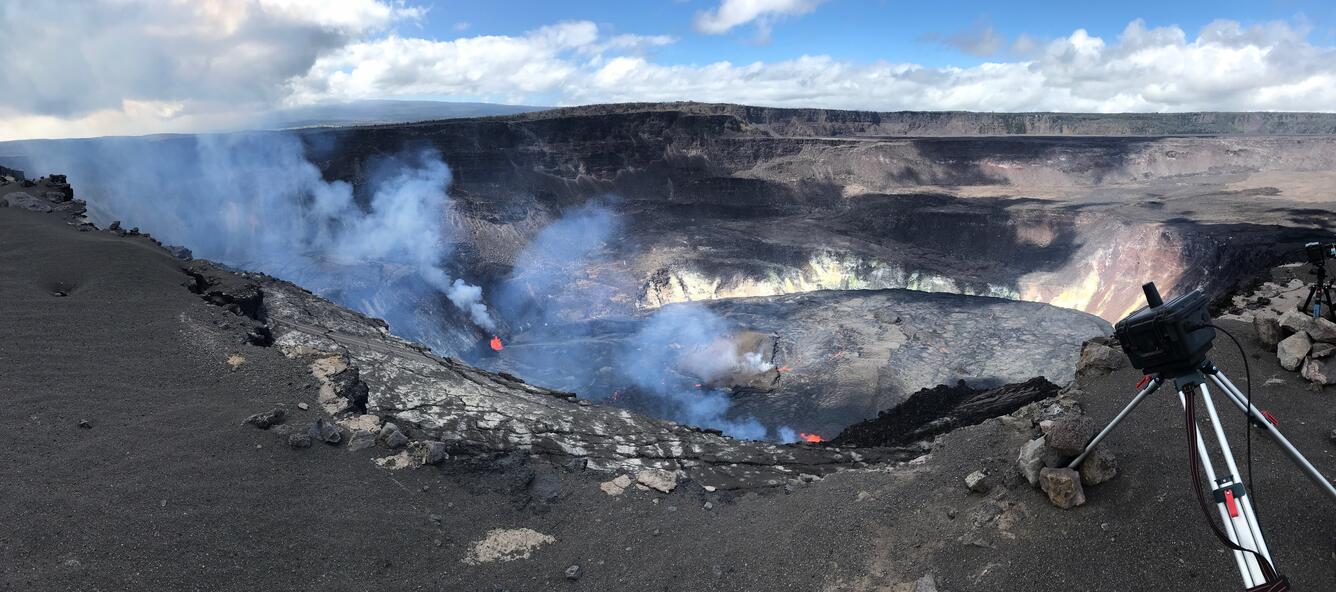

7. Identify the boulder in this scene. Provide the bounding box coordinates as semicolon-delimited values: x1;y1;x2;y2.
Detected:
1039;467;1087;509
1309;317;1336;343
599;474;633;496
1277;332;1312;371
914;574;939;592
243;408;287;430
407;440;449;465
1017;436;1067;487
1279;310;1312;335
964;470;988;494
1077;339;1126;378
1043;416;1097;456
311;418;343;445
380;423;409;449
287;433;312;449
636;467;679;493
1313;343;1335;359
1253;313;1284;351
1301;357;1334;386
565;565;583;581
1078;446;1118;486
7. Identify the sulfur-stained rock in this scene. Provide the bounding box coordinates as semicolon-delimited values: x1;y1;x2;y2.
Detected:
1278;332;1313;371
1039;467;1086;509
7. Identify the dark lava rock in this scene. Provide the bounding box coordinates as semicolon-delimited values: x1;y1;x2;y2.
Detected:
564;565;583;580
311;418;342;445
165;245;193;260
408;440;449;465
77;419;92;429
379;423;408;449
831;377;1060;447
183;261;263;320
1044;416;1097;456
528;469;563;505
243;408;287;430
287;433;312;449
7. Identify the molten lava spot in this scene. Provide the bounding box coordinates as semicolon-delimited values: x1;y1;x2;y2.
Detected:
799;432;824;443
489;336;504;351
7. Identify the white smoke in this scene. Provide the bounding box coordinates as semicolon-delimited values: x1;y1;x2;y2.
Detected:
447;278;496;331
25;132;494;349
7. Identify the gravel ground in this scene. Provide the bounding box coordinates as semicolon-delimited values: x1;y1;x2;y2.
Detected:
2;205;1334;591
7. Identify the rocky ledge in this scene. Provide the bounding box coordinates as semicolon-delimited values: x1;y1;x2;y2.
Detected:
227;268;918;489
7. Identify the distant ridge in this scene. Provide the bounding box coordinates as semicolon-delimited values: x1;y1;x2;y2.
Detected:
489;102;1336;137
258;99;546;130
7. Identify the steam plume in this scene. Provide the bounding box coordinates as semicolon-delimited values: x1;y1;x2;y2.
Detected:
24;132;494;350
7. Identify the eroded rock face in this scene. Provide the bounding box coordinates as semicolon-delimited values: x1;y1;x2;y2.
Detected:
246;267;913;488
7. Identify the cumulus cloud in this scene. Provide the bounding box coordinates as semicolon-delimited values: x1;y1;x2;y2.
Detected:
920;23;1007;57
570;19;1336;113
0;0;418;139
7;11;1336;140
693;0;826;37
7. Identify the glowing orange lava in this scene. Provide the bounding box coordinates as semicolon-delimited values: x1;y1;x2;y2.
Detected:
489;336;504;351
799;432;824;443
778;366;792;373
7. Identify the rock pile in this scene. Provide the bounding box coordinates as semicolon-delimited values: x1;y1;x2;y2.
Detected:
1009;385;1119;509
1258;310;1336;386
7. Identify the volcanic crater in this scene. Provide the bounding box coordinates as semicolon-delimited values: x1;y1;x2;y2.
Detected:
5;103;1336;446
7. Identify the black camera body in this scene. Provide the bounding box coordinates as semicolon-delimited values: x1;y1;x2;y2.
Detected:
1306;241;1336;266
1114;283;1215;378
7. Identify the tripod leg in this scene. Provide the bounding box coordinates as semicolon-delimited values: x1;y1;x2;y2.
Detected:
1208;371;1336;504
1177;387;1263;586
1198;383;1275;565
1067;378;1162;469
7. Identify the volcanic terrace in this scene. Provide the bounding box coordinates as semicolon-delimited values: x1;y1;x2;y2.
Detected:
4;103;1336;591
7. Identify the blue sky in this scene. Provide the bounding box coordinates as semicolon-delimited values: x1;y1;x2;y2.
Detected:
419;0;1336;67
5;0;1336;139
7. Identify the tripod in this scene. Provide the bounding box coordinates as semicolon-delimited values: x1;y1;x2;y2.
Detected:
1301;260;1334;319
1069;361;1336;590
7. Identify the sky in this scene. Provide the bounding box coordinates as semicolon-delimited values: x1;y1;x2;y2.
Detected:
3;0;1336;140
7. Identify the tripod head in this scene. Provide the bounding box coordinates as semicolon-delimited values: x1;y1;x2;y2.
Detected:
1304;241;1335;269
1114;282;1215;381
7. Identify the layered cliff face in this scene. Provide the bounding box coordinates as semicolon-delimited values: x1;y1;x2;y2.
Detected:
289;105;1334;330
5;103;1334;440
